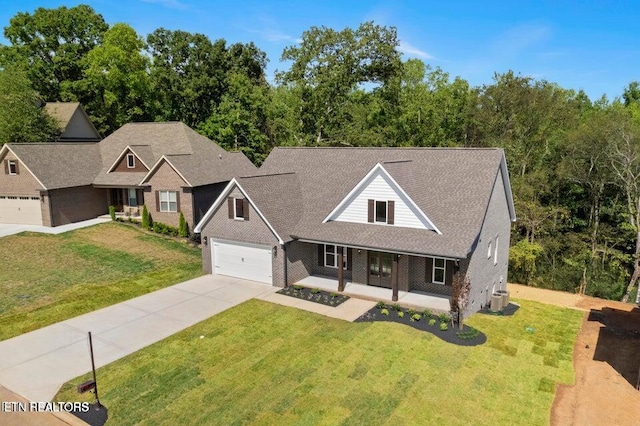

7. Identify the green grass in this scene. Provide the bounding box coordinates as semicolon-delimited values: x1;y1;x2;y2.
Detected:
0;222;202;340
56;298;583;425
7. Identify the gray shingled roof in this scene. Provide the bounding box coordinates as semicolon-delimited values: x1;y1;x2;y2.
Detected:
6;122;256;190
236;173;303;242
93;122;256;187
8;143;102;189
44;102;79;131
246;147;510;258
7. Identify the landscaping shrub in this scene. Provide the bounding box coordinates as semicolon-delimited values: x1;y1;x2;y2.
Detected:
141;205;150;229
109;205;116;221
381;308;389;316
178;212;189;238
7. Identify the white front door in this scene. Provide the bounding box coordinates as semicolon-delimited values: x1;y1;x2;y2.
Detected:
212;240;273;284
0;196;43;225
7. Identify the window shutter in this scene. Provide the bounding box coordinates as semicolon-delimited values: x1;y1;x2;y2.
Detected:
175;192;180;212
228;197;234;219
317;244;324;267
243;199;249;220
367;199;374;223
425;257;433;282
155;191;160;212
445;260;455;286
3;160;8;175
347;248;353;271
387;200;395;225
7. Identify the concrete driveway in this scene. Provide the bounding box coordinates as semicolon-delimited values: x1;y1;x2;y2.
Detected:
0;275;277;402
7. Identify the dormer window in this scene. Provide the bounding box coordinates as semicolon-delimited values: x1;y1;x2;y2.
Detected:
6;160;18;175
234;198;244;220
126;154;135;169
228;197;249;221
368;199;394;225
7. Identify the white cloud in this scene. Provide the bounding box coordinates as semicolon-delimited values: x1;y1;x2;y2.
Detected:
140;0;188;10
398;41;434;60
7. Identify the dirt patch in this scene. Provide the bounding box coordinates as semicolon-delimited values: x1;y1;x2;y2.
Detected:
508;284;640;425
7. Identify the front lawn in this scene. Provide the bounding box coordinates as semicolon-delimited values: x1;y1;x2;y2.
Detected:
56;299;582;425
0;222;202;340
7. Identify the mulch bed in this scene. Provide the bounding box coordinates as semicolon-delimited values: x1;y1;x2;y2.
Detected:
479;302;520;316
277;285;350;307
355;305;487;346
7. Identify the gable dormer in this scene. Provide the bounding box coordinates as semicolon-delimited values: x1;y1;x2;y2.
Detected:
107;146;150;173
323;163;440;233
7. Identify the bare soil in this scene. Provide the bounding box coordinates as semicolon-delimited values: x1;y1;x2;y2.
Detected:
508;283;640;426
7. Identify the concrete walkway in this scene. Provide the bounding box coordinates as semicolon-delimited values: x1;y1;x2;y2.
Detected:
0;275;277;402
0;218;111;238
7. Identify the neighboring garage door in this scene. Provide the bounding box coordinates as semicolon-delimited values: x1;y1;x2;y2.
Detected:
212;240;273;284
0;195;43;225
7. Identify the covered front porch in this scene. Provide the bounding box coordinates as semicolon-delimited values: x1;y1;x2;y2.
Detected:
107;187;145;217
297;275;451;313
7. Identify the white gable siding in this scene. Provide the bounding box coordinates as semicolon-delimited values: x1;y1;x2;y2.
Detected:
333;171;429;229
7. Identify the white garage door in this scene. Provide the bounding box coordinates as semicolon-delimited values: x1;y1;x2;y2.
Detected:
212;240;273;284
0;196;43;225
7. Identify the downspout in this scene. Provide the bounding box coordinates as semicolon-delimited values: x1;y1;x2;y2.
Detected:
282;243;288;287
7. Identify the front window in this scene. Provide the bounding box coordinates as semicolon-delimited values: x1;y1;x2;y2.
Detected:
433;257;446;284
324;244;347;269
126;154;135;168
375;200;387;223
234;198;244;219
8;160;17;175
128;188;137;206
159;191;177;212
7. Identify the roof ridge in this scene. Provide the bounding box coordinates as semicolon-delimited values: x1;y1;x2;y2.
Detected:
271;146;503;151
240;172;296;179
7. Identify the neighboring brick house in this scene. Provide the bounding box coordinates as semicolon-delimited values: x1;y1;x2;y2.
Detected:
0;122;256;229
194;147;516;316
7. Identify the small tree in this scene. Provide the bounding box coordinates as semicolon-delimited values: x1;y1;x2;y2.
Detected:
108;205;116;221
450;271;471;330
141;205;150;229
178;211;188;238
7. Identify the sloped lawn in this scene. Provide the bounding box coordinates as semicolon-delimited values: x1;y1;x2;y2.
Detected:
56;298;582;425
0;222;202;340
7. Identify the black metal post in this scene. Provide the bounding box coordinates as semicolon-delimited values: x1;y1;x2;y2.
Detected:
88;332;101;407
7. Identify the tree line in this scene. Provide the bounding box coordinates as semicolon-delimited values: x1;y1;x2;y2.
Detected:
2;5;640;302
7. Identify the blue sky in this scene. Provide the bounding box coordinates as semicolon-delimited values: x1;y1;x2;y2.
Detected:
1;0;638;101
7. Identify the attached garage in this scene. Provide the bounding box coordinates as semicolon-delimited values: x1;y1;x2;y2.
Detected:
212;240;273;284
0;195;43;225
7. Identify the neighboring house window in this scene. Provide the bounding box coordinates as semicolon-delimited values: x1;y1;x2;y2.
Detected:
367;199;395;225
433;257;446;284
234;198;244;220
488;240;492;259
324;244;348;269
228;197;249;220
159;191;177;212
128;188;137;206
5;160;18;175
494;236;499;265
126;154;135;168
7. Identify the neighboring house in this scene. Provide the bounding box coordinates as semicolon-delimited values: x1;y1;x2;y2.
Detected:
0;122;256;229
194;147;516;316
44;102;102;142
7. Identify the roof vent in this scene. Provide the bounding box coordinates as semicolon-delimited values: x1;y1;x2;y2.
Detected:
219;154;222;159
